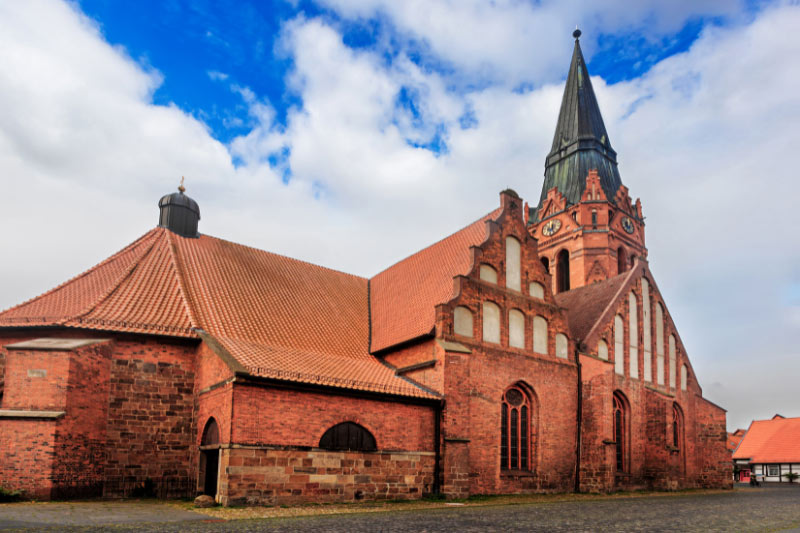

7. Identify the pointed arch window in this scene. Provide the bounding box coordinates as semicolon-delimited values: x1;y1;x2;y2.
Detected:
505;236;521;291
501;386;531;470
672;403;684;450
642;279;652;383
617;247;626;274
628;292;639;379
613;392;629;473
614;315;624;375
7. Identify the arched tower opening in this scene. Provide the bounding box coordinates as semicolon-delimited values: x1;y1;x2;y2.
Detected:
556;249;570;293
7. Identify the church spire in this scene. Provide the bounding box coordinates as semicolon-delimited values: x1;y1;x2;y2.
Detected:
537;29;623;216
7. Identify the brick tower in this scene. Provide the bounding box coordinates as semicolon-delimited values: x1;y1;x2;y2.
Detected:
528;29;646;294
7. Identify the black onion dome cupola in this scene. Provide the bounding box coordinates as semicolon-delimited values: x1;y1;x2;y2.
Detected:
536;29;624;219
158;178;200;238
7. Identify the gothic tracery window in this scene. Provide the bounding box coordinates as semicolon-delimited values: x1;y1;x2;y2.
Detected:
501;386;531;470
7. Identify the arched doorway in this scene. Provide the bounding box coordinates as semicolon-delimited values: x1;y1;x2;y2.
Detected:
556;249;570;293
200;418;220;498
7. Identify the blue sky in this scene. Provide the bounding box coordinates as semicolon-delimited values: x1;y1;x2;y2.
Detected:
77;0;733;147
0;0;798;431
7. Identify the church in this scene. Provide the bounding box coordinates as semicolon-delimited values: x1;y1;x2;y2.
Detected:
0;32;731;505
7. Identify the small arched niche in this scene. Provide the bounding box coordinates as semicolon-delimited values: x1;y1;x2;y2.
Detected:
453;306;473;338
479;264;498;284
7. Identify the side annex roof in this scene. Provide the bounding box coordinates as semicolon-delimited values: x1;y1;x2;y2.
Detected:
0;228;436;399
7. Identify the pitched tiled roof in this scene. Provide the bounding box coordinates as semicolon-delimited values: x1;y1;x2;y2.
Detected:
0;228;435;399
369;209;500;352
733;417;800;463
554;267;636;343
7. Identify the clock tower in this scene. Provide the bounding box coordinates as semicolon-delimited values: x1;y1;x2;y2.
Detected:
528;29;647;294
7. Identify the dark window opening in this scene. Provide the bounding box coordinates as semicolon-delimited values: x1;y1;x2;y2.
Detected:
617;247;626;275
200;418;220;497
319;422;376;451
556;249;570;293
541;257;549;274
613;392;628;473
501;386;531;470
592;210;598;229
672;404;683;450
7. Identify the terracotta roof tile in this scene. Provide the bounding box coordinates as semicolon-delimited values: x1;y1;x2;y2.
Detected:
0;228;436;399
733;416;800;463
369;209;500;352
554;270;632;343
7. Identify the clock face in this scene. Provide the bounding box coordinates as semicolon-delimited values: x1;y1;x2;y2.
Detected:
541;218;562;237
621;216;635;234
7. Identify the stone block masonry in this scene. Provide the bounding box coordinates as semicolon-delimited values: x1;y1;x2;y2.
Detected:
219;446;435;506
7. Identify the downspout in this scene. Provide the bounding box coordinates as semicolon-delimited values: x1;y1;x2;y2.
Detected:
574;345;583;493
433;399;443;494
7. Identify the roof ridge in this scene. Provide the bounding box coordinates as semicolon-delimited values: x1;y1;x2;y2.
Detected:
164;229;202;331
69;230;163;324
579;260;642;345
370;207;500;279
201;232;368;282
0;229;160;318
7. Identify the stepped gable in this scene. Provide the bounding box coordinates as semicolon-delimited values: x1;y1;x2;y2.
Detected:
0;227;436;399
733;417;800;464
369;208;501;353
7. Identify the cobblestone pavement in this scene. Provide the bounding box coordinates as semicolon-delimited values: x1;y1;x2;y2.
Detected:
1;486;799;532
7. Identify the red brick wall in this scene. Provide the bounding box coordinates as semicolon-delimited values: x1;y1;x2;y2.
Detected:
196;341;233;392
694;397;732;488
0;419;57;498
231;383;436;452
383;339;443;394
104;337;198;498
578;355;615;492
434;194;579;496
2;348;71;410
219;447;435;506
50;342;113;497
579;273;730;492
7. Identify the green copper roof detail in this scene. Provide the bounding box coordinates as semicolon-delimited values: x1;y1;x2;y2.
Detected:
537;33;623;216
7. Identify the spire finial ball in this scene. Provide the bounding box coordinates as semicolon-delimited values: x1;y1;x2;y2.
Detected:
573;28;582;39
178;176;186;194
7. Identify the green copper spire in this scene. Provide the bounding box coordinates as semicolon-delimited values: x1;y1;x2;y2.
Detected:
536;30;623;217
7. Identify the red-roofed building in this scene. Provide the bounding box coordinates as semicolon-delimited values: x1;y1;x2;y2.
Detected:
0;32;731;505
733;417;800;483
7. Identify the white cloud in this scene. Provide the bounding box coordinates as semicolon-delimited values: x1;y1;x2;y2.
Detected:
0;0;797;430
316;0;743;86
